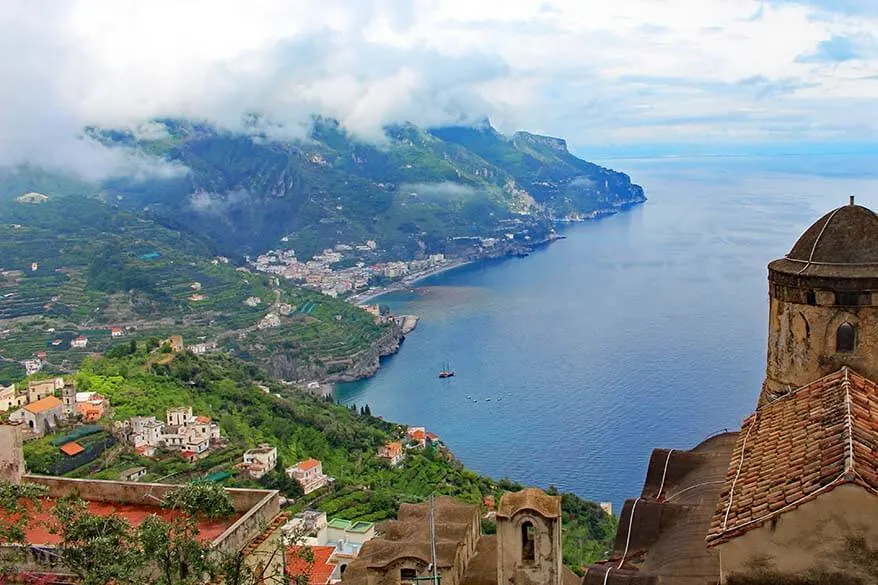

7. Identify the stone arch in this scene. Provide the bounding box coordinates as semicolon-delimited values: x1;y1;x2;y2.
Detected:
521;520;535;563
837;322;856;353
825;312;860;355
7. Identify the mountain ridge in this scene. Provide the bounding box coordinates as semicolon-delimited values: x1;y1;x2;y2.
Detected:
83;117;645;258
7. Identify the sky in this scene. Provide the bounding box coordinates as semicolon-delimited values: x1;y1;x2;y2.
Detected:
2;0;878;178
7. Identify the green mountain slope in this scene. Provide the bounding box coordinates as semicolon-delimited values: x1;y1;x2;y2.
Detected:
429;123;646;220
0;195;394;383
21;350;617;571
87;118;642;258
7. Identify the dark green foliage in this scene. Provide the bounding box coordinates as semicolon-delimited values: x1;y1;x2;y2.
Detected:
162;483;235;518
0;190;389;383
87;243;156;294
52;495;145;585
76;118;640;258
45;351;615;569
0;481;48;545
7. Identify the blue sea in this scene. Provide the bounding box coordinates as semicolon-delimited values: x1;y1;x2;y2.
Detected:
336;154;878;510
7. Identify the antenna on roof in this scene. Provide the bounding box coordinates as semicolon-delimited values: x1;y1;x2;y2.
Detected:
850;194;856;206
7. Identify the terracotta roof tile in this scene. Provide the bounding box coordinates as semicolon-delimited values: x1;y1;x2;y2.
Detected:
59;442;84;457
297;458;321;471
707;367;878;546
23;396;62;414
287;545;336;585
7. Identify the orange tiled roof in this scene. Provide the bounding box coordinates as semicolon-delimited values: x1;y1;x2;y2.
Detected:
381;441;401;456
297;457;321;471
23;395;63;414
195;415;211;424
287;545;335;585
707;367;878;546
411;429;426;441
59;442;85;457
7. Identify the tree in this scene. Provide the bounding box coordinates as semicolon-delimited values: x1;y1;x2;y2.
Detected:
0;481;48;575
364;404;371;417
52;495;145;585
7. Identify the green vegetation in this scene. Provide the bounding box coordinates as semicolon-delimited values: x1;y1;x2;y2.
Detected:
1;480;275;585
0;195;390;383
18;350;615;570
15;118;643;259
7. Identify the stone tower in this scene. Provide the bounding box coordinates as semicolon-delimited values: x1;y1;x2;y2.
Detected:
0;426;25;483
763;197;878;402
496;488;562;585
61;382;76;418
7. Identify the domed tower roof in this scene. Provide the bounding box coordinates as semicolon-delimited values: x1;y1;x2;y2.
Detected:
770;197;878;280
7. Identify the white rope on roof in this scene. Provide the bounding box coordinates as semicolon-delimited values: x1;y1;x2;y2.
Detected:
602;565;613;585
797;205;842;275
616;497;640;570
714;471;846;541
721;413;759;532
656;449;674;501
843;367;855;474
664;480;725;503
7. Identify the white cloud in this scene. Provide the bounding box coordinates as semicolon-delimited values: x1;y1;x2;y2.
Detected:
2;0;878;178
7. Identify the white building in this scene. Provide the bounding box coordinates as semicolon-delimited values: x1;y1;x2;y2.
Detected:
23;359;42;376
242;444;277;479
70;336;88;348
122;407;220;460
0;384;26;413
286;458;330;494
130;416;164;447
166;406;192;427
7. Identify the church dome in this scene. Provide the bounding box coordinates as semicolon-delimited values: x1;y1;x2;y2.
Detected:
786;201;878;265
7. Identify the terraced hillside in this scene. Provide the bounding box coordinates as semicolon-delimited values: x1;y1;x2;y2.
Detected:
0;195;393;383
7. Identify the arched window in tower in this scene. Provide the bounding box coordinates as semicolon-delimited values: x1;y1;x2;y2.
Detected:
837;322;856;353
521;521;535;563
806;290;816;305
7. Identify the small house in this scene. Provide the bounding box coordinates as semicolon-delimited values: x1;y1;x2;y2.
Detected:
377;441;404;467
70;336;88;349
286;458;330;494
119;467;147;482
21;396;64;436
243;444;277;479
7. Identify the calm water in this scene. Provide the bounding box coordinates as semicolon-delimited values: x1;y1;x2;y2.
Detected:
337;155;878;509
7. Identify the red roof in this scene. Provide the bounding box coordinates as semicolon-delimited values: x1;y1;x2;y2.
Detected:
286;546;335;585
411;430;426;441
6;499;240;546
59;442;84;457
195;415;211;424
708;367;878;545
426;432;439;441
23;396;62;414
297;457;321;471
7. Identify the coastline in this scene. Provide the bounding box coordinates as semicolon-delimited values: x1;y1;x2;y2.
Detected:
347;258;475;305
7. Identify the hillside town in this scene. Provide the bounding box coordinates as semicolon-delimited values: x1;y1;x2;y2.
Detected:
250;241;449;298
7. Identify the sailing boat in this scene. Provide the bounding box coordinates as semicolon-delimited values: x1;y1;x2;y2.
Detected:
438;360;455;378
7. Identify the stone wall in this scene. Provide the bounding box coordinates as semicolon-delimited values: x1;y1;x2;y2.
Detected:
24;474;280;551
496;510;561;585
717;484;878;583
0;426;24;483
764;277;878;398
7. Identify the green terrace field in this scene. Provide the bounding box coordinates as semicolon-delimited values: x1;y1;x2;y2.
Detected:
0;196;390;383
